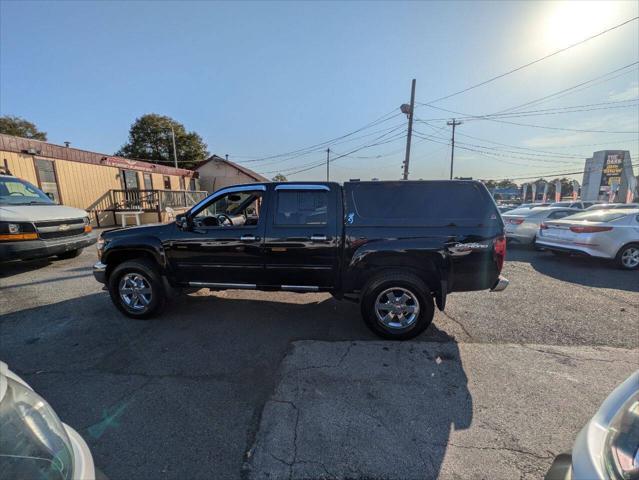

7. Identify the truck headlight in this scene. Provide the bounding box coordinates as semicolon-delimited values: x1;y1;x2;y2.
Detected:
604;393;639;479
0;376;75;479
96;235;106;259
0;221;38;241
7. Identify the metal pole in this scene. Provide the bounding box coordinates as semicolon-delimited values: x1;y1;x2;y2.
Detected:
326;148;330;181
170;125;178;169
402;79;416;180
447;119;462;180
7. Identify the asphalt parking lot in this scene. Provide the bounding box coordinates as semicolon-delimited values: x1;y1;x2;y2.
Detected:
1;243;637;480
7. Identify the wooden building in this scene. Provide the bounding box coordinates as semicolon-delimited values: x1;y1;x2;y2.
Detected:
195;155;268;193
0;133;204;226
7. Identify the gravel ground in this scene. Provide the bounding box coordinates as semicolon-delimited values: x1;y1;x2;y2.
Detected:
0;244;637;479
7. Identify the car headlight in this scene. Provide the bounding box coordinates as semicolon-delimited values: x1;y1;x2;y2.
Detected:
604;393;639;479
0;221;38;241
0;375;75;480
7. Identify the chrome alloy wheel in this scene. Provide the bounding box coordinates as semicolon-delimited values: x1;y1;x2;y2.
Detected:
119;273;152;311
374;287;420;329
621;246;639;269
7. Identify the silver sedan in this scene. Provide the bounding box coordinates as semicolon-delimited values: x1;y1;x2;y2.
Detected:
502;207;578;245
535;208;639;270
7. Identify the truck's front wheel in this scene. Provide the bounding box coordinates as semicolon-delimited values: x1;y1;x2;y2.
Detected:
108;259;166;319
361;272;434;340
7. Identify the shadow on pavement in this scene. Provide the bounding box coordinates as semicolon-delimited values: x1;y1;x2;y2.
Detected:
0;258;53;278
507;246;639;293
0;291;466;480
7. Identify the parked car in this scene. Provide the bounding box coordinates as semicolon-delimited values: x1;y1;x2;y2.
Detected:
0;361;98;480
0;174;96;262
93;180;508;340
535;208;639;270
544;370;639;480
502;206;578;245
549;201;602;209
519;202;552;209
586;202;639;211
497;204;518;214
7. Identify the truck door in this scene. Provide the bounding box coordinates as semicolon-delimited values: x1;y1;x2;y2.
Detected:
263;184;339;288
168;185;267;286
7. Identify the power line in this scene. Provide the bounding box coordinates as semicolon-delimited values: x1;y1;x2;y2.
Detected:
417;104;639;134
495;61;639;114
419;16;639;106
490;162;639;182
232;108;402;163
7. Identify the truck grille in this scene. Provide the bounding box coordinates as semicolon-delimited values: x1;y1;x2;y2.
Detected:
34;218;86;240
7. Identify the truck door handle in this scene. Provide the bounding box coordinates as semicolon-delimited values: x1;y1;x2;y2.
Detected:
240;235;258;241
310;235;327;242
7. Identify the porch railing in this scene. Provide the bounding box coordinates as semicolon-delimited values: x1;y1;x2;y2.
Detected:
89;189;208;226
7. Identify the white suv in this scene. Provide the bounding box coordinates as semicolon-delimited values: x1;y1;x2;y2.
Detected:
0;174;96;262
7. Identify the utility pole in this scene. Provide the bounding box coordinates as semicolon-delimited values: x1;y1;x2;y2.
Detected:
326;148;330;181
447;119;462;180
401;78;416;180
170;125;178;169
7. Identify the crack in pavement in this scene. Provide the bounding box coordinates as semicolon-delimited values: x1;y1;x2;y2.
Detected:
519;345;639;366
440;311;474;341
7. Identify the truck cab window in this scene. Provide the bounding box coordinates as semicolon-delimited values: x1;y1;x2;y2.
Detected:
194;190;263;227
275;191;328;225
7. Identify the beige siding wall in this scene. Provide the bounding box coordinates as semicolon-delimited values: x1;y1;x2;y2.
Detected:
197;161;258;193
1;149;191;216
2;151;38;184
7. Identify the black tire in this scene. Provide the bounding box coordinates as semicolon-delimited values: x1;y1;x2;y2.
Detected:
56;248;83;260
616;243;639;270
108;259;166;319
360;271;434;340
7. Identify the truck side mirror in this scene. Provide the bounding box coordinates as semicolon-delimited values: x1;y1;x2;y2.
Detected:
176;214;191;230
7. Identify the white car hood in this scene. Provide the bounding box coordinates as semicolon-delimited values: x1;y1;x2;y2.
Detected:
0;204;88;223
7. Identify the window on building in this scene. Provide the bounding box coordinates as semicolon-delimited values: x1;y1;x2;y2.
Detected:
120;170;139;191
275;191;328;225
143;173;153;190
34;159;61;203
189;178;197;191
179;177;186;190
163;176;171;189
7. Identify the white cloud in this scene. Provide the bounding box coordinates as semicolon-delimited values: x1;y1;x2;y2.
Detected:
608;81;639;102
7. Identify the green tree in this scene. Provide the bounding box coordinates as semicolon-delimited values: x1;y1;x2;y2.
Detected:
480;179;497;190
116;114;209;169
496;179;517;189
0;115;47;140
272;173;287;182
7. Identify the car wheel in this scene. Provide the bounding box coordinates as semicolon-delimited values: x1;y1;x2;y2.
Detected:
361;272;434;340
108;259;166;318
617;244;639;270
56;248;83;260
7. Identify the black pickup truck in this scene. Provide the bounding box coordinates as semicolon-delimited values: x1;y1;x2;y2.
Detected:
93;180;508;339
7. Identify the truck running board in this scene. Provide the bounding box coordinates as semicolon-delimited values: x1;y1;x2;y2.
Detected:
188;282;320;292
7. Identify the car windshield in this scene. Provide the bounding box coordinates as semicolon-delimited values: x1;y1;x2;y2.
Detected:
562;211;631;223
0;177;54;206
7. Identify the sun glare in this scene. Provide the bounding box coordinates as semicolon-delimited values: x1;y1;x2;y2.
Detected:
542;1;619;50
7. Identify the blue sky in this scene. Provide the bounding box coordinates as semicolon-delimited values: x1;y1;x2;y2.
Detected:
1;0;637;183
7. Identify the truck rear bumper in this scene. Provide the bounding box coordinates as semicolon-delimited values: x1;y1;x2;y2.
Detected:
490;275;509;292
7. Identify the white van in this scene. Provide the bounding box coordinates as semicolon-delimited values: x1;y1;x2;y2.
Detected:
0;174;96;262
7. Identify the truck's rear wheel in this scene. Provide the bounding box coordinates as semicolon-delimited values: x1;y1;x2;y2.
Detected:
361;272;434;340
108;259;166;318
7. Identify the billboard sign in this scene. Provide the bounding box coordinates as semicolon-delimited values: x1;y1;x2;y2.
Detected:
599;153;624;194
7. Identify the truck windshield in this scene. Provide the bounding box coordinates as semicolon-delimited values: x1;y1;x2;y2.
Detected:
0;177;54;206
